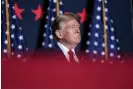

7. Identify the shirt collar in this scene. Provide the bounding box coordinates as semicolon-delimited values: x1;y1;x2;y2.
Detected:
57;42;75;54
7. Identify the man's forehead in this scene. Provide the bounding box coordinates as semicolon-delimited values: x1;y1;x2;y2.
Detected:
65;19;79;25
59;19;79;29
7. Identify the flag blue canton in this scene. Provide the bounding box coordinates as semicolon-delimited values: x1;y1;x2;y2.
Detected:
1;0;28;59
42;0;64;48
86;0;121;59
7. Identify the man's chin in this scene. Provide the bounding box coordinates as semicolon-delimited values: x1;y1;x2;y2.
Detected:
75;40;81;45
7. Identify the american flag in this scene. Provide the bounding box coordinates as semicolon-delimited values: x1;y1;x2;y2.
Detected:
1;0;27;59
85;0;121;59
42;0;64;48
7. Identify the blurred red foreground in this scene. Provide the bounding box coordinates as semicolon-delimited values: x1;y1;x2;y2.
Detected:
1;56;133;89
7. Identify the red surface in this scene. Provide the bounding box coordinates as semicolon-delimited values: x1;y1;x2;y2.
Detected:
1;58;133;89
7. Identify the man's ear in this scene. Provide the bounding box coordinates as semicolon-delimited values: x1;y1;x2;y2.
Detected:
55;30;63;39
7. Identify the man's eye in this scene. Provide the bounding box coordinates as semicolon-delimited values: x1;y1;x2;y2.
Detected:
71;26;75;28
77;25;80;28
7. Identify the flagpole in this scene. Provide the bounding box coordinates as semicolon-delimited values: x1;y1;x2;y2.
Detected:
130;0;133;35
56;0;59;16
102;0;108;60
5;0;11;59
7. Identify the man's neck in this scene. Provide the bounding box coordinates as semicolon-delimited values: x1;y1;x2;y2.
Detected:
59;41;76;50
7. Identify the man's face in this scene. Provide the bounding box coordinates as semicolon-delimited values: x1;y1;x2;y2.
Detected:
60;19;81;46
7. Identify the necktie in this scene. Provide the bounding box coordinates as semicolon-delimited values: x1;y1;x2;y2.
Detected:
68;50;75;63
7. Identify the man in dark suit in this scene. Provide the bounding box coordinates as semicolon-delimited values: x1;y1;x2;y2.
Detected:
52;12;82;63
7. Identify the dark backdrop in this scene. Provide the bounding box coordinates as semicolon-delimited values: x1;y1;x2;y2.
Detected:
16;0;133;52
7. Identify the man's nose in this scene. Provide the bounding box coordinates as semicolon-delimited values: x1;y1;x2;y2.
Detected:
76;27;80;33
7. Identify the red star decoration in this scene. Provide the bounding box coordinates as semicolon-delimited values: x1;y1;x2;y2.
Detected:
77;8;87;23
14;3;24;20
32;4;43;21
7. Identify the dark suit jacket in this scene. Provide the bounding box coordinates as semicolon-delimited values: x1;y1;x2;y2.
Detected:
53;43;84;61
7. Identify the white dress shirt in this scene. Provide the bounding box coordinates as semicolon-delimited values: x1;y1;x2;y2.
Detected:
57;42;79;63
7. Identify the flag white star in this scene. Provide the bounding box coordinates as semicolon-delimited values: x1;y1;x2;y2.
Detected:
11;43;14;47
85;49;89;53
19;27;22;30
89;24;92;27
102;43;105;47
98;0;102;2
11;24;15;29
51;17;55;22
12;15;16;19
47;7;50;10
111;19;113;23
42;42;45;46
18;45;22;50
101;60;104;63
11;34;15;39
96;15;100;20
111;27;114;32
86;41;90;45
53;0;56;3
12;52;14;55
50;27;52;31
92;58;96;62
17;54;21;58
105;8;108;12
111;36;115;40
2;1;4;4
109;53;114;57
88;32;91;36
60;11;63;14
97;6;101;11
105;25;108;29
94;32;99;37
105;17;108;21
105;0;108;3
52;8;56;12
43;33;46;37
48;44;52;48
110;44;114;49
116;39;119;42
19;35;23;40
117;47;120;50
4;40;8;45
26;48;28;51
101;51;105;55
117;55;121;58
45;24;47;28
94;41;98;46
93;50;97;54
60;1;63;5
3;49;7;53
49;35;53;39
95;24;100;29
7;4;10;8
